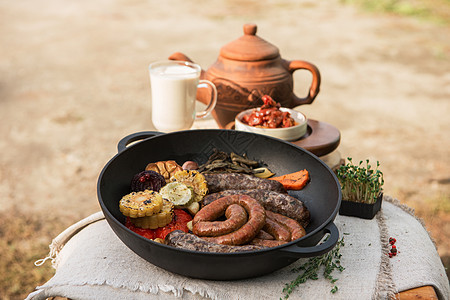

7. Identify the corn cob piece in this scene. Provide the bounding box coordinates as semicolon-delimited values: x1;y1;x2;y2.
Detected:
170;170;208;203
119;190;163;218
129;199;174;229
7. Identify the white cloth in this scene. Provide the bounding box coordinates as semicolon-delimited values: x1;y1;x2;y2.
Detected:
27;196;449;300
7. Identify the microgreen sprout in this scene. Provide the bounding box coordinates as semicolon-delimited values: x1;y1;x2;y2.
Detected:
336;157;384;204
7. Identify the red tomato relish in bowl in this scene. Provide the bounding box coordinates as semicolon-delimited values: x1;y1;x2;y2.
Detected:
242;95;296;128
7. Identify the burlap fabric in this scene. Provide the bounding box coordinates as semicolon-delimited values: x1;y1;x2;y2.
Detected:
27;196;449;300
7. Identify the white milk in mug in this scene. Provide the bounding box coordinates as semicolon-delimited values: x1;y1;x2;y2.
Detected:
149;61;217;132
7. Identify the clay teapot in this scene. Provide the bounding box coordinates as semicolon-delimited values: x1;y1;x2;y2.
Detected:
169;23;321;128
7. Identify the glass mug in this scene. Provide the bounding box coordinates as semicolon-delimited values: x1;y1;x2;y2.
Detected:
149;60;217;132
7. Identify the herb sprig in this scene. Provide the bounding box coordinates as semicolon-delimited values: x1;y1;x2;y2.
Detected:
336;157;384;204
281;237;345;299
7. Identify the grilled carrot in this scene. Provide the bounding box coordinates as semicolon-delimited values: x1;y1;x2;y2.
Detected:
269;169;309;190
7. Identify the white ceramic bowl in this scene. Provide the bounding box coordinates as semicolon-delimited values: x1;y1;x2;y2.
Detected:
235;107;307;141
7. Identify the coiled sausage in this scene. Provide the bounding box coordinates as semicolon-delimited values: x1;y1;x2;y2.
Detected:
193;194;266;245
202;189;310;228
192;204;247;237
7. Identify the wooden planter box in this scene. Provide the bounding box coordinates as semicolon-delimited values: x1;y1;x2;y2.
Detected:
339;193;383;219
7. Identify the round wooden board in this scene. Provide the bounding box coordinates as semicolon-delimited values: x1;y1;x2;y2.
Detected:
225;119;341;157
292;119;341;157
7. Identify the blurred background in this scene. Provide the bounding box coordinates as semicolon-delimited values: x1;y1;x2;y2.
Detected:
0;0;449;298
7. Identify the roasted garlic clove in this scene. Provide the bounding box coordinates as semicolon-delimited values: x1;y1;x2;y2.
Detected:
145;160;183;183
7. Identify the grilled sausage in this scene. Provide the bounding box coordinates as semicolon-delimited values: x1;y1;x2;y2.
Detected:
250;211;304;246
192;204;247;237
249;238;287;247
263;216;291;242
255;230;274;240
203;189;310;228
193;194;266;245
266;210;306;241
165;230;264;253
203;173;286;194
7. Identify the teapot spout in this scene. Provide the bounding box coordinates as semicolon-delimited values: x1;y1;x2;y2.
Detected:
169;52;207;80
168;52;210;108
169;52;194;63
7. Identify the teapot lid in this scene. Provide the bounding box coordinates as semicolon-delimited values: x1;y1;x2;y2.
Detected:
220;24;279;61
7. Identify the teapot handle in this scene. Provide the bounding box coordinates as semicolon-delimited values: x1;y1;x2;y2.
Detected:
286;59;321;106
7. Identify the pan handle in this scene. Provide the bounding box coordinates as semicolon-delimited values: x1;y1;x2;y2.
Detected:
117;131;164;153
279;222;339;258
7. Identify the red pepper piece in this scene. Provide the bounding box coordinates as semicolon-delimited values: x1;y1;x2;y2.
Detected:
125;209;193;241
154;209;193;240
125;218;156;240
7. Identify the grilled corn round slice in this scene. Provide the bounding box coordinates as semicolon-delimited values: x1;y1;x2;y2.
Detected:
119;190;163;218
128;199;174;229
159;182;193;206
170;170;208;203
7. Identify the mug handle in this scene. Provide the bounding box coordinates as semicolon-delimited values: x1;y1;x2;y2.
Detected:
286;59;321;106
195;80;217;119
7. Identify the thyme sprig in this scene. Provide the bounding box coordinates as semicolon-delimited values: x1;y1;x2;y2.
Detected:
336;157;384;204
281;237;345;299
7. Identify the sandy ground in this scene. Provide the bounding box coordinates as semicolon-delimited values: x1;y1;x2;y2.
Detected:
0;0;449;264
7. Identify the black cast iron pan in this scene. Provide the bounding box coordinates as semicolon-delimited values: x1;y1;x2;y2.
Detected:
97;129;341;280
